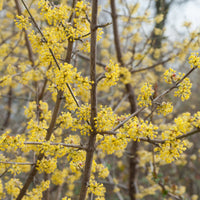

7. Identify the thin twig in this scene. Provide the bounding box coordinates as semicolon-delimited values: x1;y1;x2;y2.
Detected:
20;0;81;108
24;141;87;150
0;161;35;165
99;128;200;145
79;1;98;199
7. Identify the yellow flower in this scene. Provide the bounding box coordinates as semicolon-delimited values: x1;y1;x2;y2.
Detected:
15;15;31;30
174;77;192;101
137;83;154;107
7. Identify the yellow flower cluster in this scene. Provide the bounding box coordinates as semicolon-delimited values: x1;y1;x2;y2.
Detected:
0;180;5;199
38;0;92;42
122;117;158;140
155;118;193;163
155;139;188;163
39;0;71;25
66;142;86;172
88;179;106;199
39;141;59;157
136;184;160;199
62;197;71;200
154;14;164;23
174;112;193;134
15;15;31;30
51;169;68;185
95;106;117;131
163;68;177;84
25;180;50;200
188;52;200;68
36;157;57;174
56;112;74;129
24;101;52;121
157;101;173;116
137;82;154;107
174;77;192;101
95;163;109;179
73;104;91;134
0;131;25;152
98;133;128;156
0;75;12;87
163;69;192;101
154;28;163;36
119;67;132;84
27;119;48;142
100;60;120;87
77;104;90;117
92;161;109;179
193;112;200;128
46;63;76;91
9;157;31;175
5;178;22;198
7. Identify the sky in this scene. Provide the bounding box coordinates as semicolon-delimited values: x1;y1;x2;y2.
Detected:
166;0;200;39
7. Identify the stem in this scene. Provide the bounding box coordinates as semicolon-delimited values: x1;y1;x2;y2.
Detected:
16;3;75;199
3;87;12;128
110;1;138;199
79;0;98;199
15;0;35;66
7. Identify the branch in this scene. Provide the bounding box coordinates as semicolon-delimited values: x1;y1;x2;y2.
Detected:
24;141;87;150
100;129;200;145
131;57;172;73
153;66;197;103
112;107;146;131
79;1;98;199
95;22;112;29
20;0;80;108
15;0;35;66
111;65;198;132
16;1;76;199
0;161;35;165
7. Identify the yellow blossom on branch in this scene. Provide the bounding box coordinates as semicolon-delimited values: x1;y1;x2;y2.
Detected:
157;101;173;116
188;52;200;68
174;77;192;101
36;157;57;174
15;15;31;30
137;82;154;107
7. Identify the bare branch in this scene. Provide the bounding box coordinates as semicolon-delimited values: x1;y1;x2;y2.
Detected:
24;141;87;150
79;1;98;199
0;161;35;165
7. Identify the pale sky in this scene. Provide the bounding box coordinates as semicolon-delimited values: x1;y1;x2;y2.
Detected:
166;0;200;39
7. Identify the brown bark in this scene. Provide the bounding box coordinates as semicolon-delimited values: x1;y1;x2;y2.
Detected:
110;1;138;199
78;0;98;200
15;0;35;66
16;3;75;197
3;87;12;128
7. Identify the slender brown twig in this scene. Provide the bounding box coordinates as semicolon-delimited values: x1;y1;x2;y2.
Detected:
16;1;76;199
24;141;87;150
0;161;35;165
79;1;98;199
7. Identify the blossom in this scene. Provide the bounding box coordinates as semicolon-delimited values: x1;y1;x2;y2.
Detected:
15;15;31;30
137;82;154;107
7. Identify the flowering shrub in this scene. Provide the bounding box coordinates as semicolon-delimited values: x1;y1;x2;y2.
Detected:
0;0;200;200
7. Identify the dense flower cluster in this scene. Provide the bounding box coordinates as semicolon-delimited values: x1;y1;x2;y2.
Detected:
157;101;173;116
14;15;31;30
188;52;200;68
122;117;158;140
0;0;200;199
174;77;192;101
137;82;154;107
